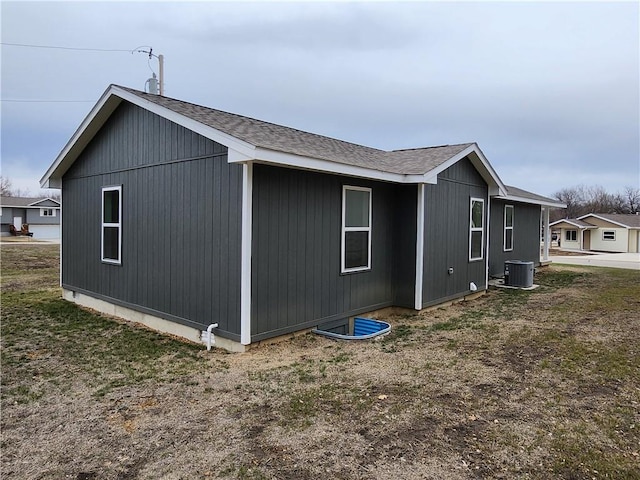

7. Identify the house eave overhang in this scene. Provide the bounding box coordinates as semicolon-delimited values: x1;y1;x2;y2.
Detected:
229;146;429;184
494;194;567;208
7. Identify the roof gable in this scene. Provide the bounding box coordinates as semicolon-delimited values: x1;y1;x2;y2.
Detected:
1;196;60;208
549;218;596;229
578;213;640;229
41;84;506;193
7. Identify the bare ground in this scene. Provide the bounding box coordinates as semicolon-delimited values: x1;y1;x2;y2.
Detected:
1;244;639;479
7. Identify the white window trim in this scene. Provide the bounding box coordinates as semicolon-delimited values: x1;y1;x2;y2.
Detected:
565;230;577;241
469;197;484;261
602;230;616;241
101;185;122;265
40;208;56;217
341;185;372;273
503;204;514;252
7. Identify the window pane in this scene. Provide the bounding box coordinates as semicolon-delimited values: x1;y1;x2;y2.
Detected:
505;229;513;250
471;200;483;228
470;231;482;259
345;231;369;269
505;206;513;227
345;189;370;227
104;190;120;223
103;227;119;260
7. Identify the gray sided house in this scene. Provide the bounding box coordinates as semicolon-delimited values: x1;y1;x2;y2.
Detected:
0;196;61;239
489;186;565;277
41;85;564;352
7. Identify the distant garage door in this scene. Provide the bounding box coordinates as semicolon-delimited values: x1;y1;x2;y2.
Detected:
29;225;60;240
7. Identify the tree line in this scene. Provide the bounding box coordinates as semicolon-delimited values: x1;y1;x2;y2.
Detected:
0;176;61;200
552;185;640;222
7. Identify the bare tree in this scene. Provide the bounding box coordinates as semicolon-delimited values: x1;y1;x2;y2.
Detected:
553;184;640;220
554;186;585;219
0;176;13;196
622;186;640;214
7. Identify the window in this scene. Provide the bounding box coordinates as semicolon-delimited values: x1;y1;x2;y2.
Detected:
40;208;56;217
603;230;616;241
341;186;371;273
565;230;577;241
504;205;514;251
469;198;484;261
102;186;122;264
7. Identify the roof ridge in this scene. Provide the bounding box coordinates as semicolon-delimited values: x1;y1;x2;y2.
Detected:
392;143;472;153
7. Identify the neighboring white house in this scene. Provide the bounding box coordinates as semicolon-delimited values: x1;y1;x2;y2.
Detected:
0;196;61;240
550;213;640;253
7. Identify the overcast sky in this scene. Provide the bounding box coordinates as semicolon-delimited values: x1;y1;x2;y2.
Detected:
2;1;638;198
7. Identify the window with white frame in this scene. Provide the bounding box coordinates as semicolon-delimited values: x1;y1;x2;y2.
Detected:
504;204;514;251
565;230;577;241
603;230;616;241
102;186;122;264
40;208;56;217
469;198;484;261
341;186;372;273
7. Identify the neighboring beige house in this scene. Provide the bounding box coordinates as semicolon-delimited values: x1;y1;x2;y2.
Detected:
550;213;640;253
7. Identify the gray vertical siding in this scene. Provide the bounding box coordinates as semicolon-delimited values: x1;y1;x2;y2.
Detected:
489;199;541;276
250;164;415;341
62;102;243;338
422;157;488;306
0;207;19;225
26;209;60;225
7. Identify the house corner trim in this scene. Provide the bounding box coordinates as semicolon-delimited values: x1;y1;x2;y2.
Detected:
414;184;425;310
240;162;253;345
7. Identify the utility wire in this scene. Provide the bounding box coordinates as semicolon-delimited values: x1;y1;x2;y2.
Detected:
0;42;133;52
1;99;93;103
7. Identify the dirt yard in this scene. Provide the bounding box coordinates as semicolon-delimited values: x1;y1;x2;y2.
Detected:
2;244;639;479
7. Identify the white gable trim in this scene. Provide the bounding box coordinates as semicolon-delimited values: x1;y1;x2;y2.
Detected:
549;219;596;229
41;85;257;188
28;198;61;207
422;144;507;196
578;214;632;229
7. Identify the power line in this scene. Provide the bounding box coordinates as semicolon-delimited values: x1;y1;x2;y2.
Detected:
1;99;93;103
0;42;133;52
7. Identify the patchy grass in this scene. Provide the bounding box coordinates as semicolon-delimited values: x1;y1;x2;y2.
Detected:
1;244;639;479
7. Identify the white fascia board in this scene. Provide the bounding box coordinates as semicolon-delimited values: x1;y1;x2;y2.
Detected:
422;144;507;195
239;147;428;184
494;194;567;209
577;214;631;229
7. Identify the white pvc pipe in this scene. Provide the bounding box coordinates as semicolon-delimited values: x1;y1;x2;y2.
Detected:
206;323;219;351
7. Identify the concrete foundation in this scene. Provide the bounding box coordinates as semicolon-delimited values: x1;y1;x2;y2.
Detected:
62;289;246;353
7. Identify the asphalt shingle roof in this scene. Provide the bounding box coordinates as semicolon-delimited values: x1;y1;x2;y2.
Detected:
505;185;560;204
0;196;54;208
118;86;473;176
